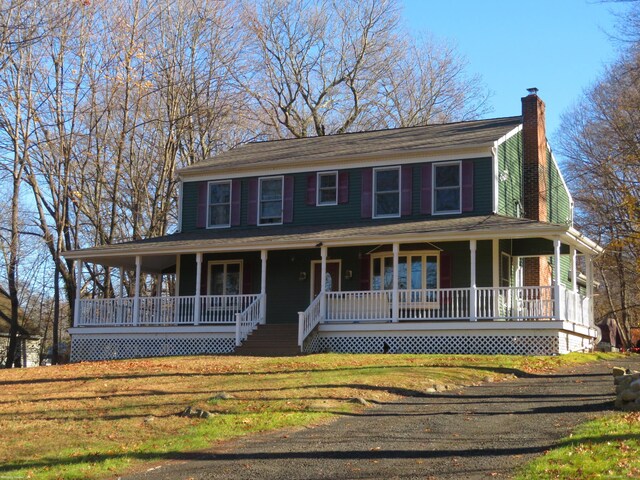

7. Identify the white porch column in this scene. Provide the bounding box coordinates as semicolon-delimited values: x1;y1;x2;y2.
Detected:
133;255;142;326
194;253;203;325
586;254;594;327
492;239;500;318
74;260;83;327
553;239;562;320
570;246;577;293
174;255;181;323
392;243;399;323
260;249;268;324
320;246;328;320
469;240;477;322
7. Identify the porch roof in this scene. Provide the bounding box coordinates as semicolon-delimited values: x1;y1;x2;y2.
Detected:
64;215;602;273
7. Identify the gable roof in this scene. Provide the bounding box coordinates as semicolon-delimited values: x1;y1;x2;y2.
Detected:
179;116;522;175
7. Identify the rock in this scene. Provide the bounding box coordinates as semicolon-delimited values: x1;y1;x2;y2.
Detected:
144;416;155;423
613;366;627;377
630;380;640;392
212;391;234;400
350;397;369;406
424;387;437;393
179;406;214;419
483;376;495;383
621;390;638;402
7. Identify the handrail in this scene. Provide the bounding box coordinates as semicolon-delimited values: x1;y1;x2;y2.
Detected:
235;294;265;346
298;293;323;348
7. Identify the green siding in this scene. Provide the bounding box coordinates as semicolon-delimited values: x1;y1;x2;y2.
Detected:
180;158;494;233
547;149;572;225
497;130;524;217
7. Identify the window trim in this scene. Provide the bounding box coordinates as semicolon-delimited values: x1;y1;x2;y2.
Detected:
207;180;232;229
207;260;244;295
316;171;338;206
432;161;462;215
373;166;401;219
258;175;284;226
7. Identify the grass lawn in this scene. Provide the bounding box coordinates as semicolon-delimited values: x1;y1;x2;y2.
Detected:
516;411;640;479
0;352;623;479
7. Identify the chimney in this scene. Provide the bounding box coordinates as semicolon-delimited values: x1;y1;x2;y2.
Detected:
521;90;552;289
521;90;548;223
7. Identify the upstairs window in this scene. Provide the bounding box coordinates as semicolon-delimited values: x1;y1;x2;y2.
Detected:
317;171;338;206
259;176;283;225
433;162;461;214
373;167;400;218
207;181;231;228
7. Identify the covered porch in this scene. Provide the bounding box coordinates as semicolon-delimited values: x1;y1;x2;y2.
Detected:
65;216;601;360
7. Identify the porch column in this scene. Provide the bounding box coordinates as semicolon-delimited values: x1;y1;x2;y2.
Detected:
470;240;477;322
133;255;142;326
260;249;268;324
492;239;500;318
320;246;328;320
586;254;594;327
118;266;125;324
73;260;83;327
392;243;399;323
553;239;562;320
194;253;203;325
570;246;578;324
174;255;181;323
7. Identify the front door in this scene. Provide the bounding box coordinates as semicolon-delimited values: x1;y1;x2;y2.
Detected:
311;260;341;301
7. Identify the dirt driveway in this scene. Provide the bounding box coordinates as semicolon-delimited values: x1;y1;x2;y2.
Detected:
123;356;638;480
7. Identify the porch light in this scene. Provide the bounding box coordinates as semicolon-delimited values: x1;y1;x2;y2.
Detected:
298;271;307;281
344;269;353;280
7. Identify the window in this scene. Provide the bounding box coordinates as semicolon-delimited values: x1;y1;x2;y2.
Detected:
208;261;242;295
208;181;231;228
259;176;283;225
371;252;439;294
373;167;400;218
317;172;338;206
433;162;461;214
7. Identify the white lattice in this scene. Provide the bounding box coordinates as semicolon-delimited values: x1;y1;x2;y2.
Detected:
304;333;560;356
71;336;235;362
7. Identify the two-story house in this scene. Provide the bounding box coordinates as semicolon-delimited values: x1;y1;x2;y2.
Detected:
66;93;601;361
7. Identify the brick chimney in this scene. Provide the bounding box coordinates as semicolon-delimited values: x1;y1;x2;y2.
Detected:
521;91;548;223
521;90;552;290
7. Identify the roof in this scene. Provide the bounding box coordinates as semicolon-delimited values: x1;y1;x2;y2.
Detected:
179;116;522;175
64;215;591;272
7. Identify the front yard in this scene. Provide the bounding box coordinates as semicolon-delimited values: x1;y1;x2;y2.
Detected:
0;352;630;479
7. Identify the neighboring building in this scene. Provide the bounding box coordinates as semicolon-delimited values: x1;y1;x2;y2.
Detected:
65;93;601;361
0;289;41;367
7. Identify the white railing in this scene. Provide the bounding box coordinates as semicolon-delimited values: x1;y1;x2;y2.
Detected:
298;294;323;347
326;290;392;321
398;288;470;320
235;294;265;346
201;294;261;324
476;286;555;320
77;298;135;326
560;286;591;327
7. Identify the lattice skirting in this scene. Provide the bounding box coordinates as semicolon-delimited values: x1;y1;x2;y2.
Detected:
304;332;594;356
71;335;235;362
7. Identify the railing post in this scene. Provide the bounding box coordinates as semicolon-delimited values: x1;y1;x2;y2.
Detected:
74;260;83;327
194;253;202;325
392;243;399;322
298;311;305;348
235;312;242;347
553;239;562;320
586;254;594;327
469;240;477;322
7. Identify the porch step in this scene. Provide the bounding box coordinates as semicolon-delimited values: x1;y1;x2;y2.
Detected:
234;324;301;356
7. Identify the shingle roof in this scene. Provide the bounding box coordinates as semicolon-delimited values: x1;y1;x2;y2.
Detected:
179;116;522;174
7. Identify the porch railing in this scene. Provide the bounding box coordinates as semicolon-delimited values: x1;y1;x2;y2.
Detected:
77;294;261;327
476;286;555;320
326;290;392;321
235;294;265;346
398;288;470;320
298;293;323;347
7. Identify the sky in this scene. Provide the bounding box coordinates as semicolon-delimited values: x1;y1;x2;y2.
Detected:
401;0;629;142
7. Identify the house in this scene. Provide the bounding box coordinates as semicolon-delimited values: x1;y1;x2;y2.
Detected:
0;288;41;367
65;92;601;361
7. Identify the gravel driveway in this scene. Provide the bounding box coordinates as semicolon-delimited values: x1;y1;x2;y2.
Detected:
123;356;638;480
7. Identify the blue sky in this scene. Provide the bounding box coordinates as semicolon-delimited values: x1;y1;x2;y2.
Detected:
401;0;628;141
